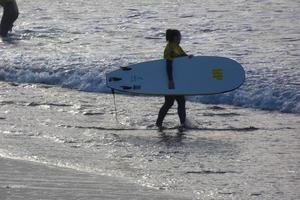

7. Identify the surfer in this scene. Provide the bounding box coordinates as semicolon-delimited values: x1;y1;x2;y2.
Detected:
0;0;19;37
156;29;192;131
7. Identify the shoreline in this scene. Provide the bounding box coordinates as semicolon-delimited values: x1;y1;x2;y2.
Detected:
0;157;187;200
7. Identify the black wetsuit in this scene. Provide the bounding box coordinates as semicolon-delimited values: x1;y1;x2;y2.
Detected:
156;94;186;127
0;0;19;37
156;42;188;127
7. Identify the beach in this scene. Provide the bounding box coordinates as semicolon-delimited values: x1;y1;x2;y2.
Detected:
0;82;299;199
1;0;299;199
0;157;188;200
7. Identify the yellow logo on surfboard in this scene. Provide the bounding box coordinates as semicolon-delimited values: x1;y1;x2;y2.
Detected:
212;68;223;80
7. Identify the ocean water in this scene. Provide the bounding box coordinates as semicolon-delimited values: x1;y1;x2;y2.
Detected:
0;1;300;199
0;0;299;114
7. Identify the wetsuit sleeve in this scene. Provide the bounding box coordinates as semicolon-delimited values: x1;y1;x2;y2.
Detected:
166;60;173;81
178;46;188;57
164;45;174;81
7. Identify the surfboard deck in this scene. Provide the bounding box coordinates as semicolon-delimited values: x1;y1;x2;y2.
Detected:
106;56;245;96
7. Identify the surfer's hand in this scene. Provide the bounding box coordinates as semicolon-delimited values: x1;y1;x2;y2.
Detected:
168;80;175;89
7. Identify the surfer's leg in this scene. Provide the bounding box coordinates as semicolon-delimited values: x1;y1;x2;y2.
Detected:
176;96;186;125
0;1;19;37
156;96;175;127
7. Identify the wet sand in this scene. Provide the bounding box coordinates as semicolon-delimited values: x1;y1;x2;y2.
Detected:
0;157;187;200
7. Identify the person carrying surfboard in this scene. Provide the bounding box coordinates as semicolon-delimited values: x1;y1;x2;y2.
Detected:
0;0;19;37
156;29;192;132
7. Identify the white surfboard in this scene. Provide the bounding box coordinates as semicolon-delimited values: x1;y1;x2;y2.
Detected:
106;56;245;96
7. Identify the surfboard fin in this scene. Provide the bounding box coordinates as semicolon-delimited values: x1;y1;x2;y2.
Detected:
121;67;132;71
120;86;132;90
109;77;122;82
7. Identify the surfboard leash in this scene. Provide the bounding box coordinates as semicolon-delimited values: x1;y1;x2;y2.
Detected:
111;89;120;123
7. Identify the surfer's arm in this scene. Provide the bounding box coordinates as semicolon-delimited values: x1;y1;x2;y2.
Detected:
166;60;173;81
178;46;188;57
181;52;194;59
166;60;175;89
178;46;193;58
181;52;188;57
